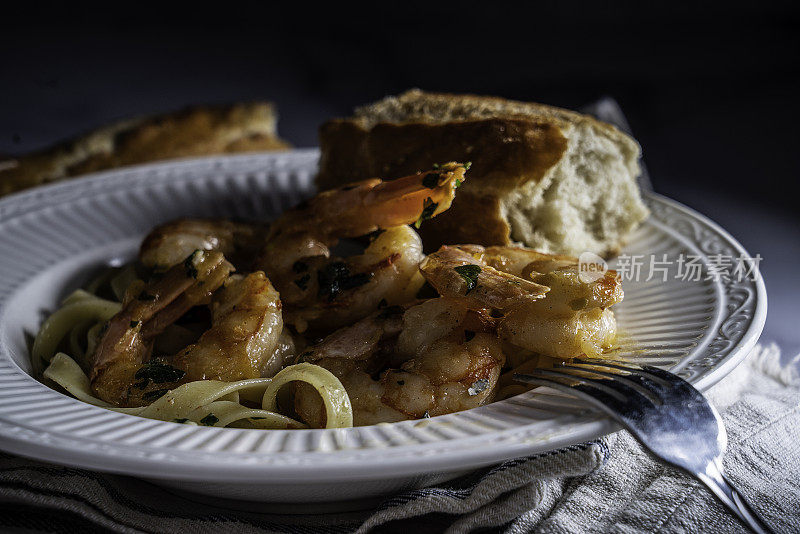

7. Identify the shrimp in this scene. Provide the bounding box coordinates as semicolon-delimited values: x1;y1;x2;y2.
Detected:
457;245;622;315
279;225;425;332
420;245;623;359
266;162;467;243
170;271;284;382
139;218;265;272
258;162;468;333
416;245;549;311
295;298;505;427
90;249;233;405
89;250;286;407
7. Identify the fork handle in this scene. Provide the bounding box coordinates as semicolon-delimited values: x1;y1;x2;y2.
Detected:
697;462;775;534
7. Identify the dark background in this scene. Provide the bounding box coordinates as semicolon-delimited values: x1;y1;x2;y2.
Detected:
1;3;798;351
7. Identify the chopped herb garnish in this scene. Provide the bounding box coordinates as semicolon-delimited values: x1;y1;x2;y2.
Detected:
422;172;440;189
134;361;186;384
138;292;156;301
317;262;372;301
467;379;490;396
129;320;140;328
142;388;169;402
172;418;190;424
294;273;311;290
464;330;476;342
432;163;440;170
453;264;481;294
183;250;201;279
199;413;219;426
414;197;438;229
463;161;472;170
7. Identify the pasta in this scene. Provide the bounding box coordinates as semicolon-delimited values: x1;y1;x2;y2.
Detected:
36;275;354;429
32;290;121;375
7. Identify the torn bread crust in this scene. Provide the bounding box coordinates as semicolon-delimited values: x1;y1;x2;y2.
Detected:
317;90;648;256
317;89;649;257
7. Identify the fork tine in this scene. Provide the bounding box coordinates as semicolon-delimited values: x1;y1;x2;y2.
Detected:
571;358;642;372
573;359;702;401
515;369;653;418
557;363;664;405
535;367;660;409
639;364;691;383
514;372;636;422
572;358;672;388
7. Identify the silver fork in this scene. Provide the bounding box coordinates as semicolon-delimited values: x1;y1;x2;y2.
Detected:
514;359;775;534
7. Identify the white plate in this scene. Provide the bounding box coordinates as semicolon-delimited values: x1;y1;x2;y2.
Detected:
0;149;766;504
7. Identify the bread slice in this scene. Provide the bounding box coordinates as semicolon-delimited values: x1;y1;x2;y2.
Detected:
317;89;649;257
0;102;290;197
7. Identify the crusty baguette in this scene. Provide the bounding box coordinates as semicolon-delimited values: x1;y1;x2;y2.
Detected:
318;89;649;256
0;102;290;197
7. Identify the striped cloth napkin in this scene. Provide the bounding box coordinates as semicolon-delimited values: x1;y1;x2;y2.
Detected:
1;342;797;533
